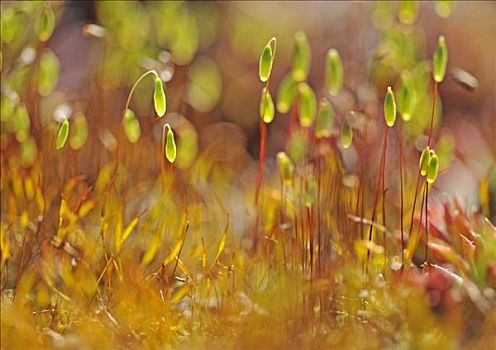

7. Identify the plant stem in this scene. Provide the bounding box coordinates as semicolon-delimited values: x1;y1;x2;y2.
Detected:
115;70;159;174
424;80;438;263
415;180;427;261
427;81;438;147
255;40;277;205
354;129;362;240
255;79;270;204
124;70;159;113
405;81;439;269
366;125;388;274
407;171;421;240
399;119;405;264
382;127;389;263
316;155;322;276
360;124;368;241
425;182;429;262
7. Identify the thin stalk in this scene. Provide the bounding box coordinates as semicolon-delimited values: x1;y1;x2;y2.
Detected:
427;81;438;147
354;130;362;240
360;124;368;241
424;80;438;263
425;182;429;262
307;206;313;277
124;70;159;113
415;181;427;262
407;172;422;247
366;125;388;274
255;79;271;205
405;81;439;269
381;128;389;262
317;157;322;277
115;70;159;173
399;120;405;264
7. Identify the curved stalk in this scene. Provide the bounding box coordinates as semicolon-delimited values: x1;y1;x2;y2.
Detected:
124;70;159;114
114;70;159;173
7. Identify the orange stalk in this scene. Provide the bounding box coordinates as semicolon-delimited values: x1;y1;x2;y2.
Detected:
399;119;405;264
255;80;270;205
366;125;388;273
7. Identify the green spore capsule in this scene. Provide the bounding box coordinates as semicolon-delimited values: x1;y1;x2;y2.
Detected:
292;31;310;82
340;120;353;149
304;179;317;207
419;147;430;176
276;151;294;183
36;7;55;42
259;87;275;124
433;35;448;83
69;112;88;150
384;86;396;127
326;48;343;96
398;0;418;25
435;0;455;18
398;72;413;121
123;109;141;144
20;136;37;167
298;83;316;128
288;130;308;162
164;124;177;163
427;149;439;184
56;118;69;150
38;50;60;97
315;99;334;138
259;39;274;83
153;76;166;117
276;73;297;114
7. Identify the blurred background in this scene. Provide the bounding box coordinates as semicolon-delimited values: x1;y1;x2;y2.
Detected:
1;1;495;219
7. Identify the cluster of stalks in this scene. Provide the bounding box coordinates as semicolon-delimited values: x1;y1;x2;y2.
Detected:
254;33;448;277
